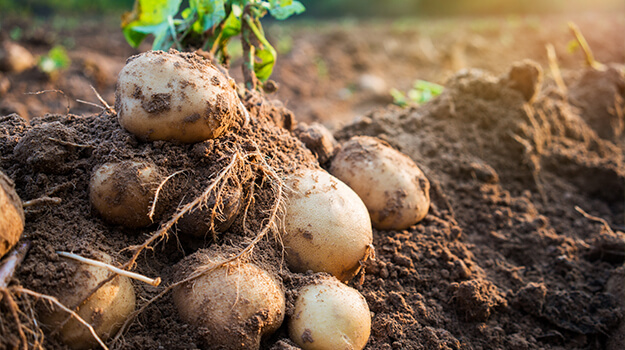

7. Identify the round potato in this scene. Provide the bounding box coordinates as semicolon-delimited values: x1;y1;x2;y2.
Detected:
283;168;373;282
173;255;285;349
115;50;243;143
41;251;136;350
90;160;164;228
289;276;371;350
0;171;24;258
330;136;430;230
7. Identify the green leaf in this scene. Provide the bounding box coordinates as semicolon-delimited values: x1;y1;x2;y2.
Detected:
254;48;276;82
121;0;182;48
268;0;305;20
191;0;226;32
221;10;242;39
38;45;71;74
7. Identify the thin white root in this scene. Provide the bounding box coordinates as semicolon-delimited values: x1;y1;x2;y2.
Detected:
575;206;615;234
90;85;115;114
239;100;251;127
11;287;109;350
149;170;186;221
0;243;30;288
56;251;161;287
22;196;62;208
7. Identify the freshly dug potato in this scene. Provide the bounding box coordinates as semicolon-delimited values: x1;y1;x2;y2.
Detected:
0;41;36;73
90;160;163;228
173;254;285;349
41;251;136;350
283;168;373;281
115;50;243;143
289;276;371;350
293;122;338;164
0;171;24;258
177;180;243;238
330;136;430;230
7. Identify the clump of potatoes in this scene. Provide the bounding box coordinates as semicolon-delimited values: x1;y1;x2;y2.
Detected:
0;170;24;258
330;136;431;230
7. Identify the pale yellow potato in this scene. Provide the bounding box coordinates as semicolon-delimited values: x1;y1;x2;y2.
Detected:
289;276;371;350
0;171;24;258
41;251;136;350
283;168;373;282
173;257;285;349
90;160;163;228
0;41;35;73
330;136;430;230
115;50;243;143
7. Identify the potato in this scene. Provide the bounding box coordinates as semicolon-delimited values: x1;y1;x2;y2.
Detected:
0;41;36;73
283;168;373;281
0;171;24;258
173;254;285;349
41;251;136;350
330;136;430;230
115;50;243;143
177;180;243;238
293;122;338;164
289;276;371;350
90;160;163;228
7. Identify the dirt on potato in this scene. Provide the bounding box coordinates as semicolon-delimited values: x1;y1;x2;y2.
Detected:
1;11;625;350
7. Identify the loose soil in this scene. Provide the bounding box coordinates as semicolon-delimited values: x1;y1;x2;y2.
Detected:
1;11;624;350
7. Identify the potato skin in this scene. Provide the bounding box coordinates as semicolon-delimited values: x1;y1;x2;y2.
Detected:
0;171;24;258
330;136;431;230
115;50;242;143
41;251;136;350
289;276;371;350
283;169;373;282
89;160;162;228
173;260;285;350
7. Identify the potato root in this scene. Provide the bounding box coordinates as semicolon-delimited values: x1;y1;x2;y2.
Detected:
115;50;243;143
173;254;285;349
330;136;430;230
0;171;24;258
283;168;373;281
89;160;164;228
40;251;136;350
289;276;371;350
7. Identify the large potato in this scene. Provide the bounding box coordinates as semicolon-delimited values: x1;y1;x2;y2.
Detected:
0;171;24;258
283;168;373;282
173;255;285;349
289;276;371;350
90;160;164;228
115;50;242;143
330;136;430;230
41;251;136;350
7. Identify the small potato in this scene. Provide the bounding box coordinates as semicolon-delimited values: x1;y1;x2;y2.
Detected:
283;168;373;282
0;171;24;258
173;254;285;349
90;160;163;228
0;41;36;73
330;136;430;230
289;276;371;350
115;50;242;143
41;251;136;350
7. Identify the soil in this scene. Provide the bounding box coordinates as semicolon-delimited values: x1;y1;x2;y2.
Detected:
1;11;624;350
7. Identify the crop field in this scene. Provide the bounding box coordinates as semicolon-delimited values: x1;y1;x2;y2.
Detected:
1;1;624;349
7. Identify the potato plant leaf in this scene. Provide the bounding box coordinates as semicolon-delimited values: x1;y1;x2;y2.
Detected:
268;0;305;20
122;0;182;48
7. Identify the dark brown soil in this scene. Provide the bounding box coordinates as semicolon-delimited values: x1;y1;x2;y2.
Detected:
1;11;624;350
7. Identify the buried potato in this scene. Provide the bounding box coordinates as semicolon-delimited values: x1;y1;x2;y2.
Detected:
0;170;24;258
115;50;243;143
89;160;165;228
330;136;431;230
282;168;373;282
289;276;371;350
40;251;136;350
173;251;285;349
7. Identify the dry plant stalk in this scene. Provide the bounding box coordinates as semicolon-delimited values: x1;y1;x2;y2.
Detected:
568;22;606;71
545;44;567;94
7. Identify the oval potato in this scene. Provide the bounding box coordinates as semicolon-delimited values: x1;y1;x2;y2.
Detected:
330;136;430;230
283;168;373;281
41;251;136;350
115;50;242;143
0;171;24;258
90;160;163;228
173;257;285;349
289;276;371;350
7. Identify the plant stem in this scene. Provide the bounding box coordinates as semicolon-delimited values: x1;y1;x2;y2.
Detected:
568;22;605;71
